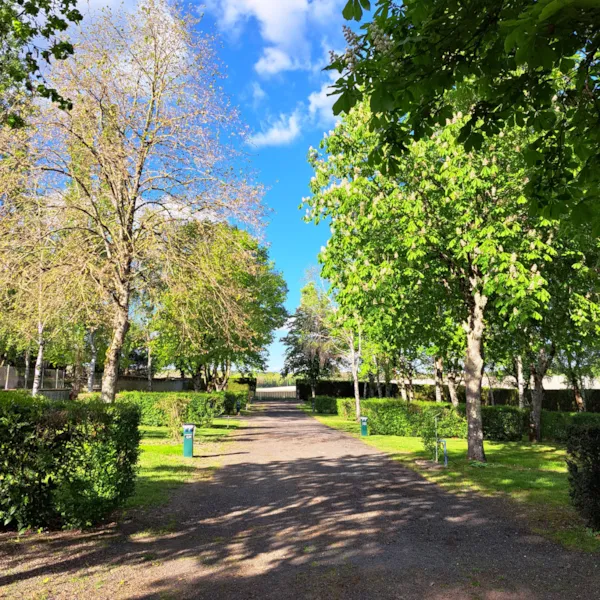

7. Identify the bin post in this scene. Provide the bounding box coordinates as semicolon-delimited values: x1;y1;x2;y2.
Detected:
183;424;195;457
360;416;368;436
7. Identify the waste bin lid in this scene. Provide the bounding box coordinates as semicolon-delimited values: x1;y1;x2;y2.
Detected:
360;416;368;422
183;423;195;431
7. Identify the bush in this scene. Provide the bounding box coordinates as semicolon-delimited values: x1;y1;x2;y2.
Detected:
362;399;467;438
541;411;600;441
314;395;338;414
480;406;528;441
0;395;140;530
223;391;248;415
336;398;356;420
566;425;600;531
116;391;226;427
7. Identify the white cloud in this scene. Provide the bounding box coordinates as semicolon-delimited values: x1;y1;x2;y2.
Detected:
248;111;302;148
308;77;339;128
251;81;266;104
206;0;345;76
255;47;295;76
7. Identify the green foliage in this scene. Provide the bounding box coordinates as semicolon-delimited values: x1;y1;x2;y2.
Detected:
362;399;467;438
116;391;227;428
282;282;340;390
336;398;356;420
223;392;248;415
480;406;528;442
0;394;140;529
566;425;600;531
541;411;600;442
334;0;600;218
313;396;339;414
1;1;83;126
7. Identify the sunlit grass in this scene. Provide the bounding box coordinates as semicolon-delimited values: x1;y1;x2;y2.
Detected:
128;419;242;509
310;412;599;552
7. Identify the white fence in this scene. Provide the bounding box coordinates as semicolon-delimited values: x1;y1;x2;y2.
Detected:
255;386;297;400
0;365;66;391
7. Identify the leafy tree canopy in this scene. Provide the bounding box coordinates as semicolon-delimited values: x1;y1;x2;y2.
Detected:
1;0;82;126
331;0;600;221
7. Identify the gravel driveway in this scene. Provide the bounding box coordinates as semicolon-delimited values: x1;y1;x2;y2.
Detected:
1;400;598;599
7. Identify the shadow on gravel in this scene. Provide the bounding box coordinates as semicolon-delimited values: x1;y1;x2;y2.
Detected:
0;401;597;599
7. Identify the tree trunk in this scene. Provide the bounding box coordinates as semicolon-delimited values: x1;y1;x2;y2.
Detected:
4;364;10;390
374;356;383;398
515;355;525;409
350;347;361;419
487;373;495;406
311;383;316;399
400;379;407;401
434;356;444;402
530;365;544;442
573;379;586;412
147;345;153;392
87;330;97;393
32;325;45;397
24;348;30;390
464;291;487;462
192;369;203;391
447;371;459;407
363;380;368;399
101;289;130;402
407;372;414;402
529;346;555;442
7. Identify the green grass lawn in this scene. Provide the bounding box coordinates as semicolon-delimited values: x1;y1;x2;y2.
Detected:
127;418;242;510
310;412;600;552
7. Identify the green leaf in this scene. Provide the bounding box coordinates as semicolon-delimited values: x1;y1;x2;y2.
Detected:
342;1;355;20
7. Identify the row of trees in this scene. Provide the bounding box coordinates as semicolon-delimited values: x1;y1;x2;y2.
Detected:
0;1;287;399
298;101;600;462
289;0;600;463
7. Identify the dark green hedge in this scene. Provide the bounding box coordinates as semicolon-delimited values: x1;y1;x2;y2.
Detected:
337;398;356;420
313;396;338;414
566;425;600;531
0;393;140;530
541;411;600;442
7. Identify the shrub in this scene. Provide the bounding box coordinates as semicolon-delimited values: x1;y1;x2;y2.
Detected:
223;391;248;415
362;399;467;438
116;391;226;427
480;406;528;441
314;395;338;414
566;425;600;531
541;411;600;442
0;395;140;530
337;398;356;420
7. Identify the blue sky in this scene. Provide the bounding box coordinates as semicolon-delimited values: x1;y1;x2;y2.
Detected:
198;1;350;371
86;0;349;371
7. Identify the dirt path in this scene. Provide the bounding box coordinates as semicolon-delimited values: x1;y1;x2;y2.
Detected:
1;401;599;599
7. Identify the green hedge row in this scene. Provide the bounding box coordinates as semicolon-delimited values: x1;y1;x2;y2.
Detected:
0;392;140;530
362;399;468;438
313;395;600;442
313;396;528;442
78;390;248;427
541;411;600;442
566;425;600;531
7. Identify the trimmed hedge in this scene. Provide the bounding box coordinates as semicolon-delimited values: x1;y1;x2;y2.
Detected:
361;399;468;438
566;425;600;531
0;393;140;530
80;391;247;428
313;396;338;414
337;398;356;420
541;410;600;442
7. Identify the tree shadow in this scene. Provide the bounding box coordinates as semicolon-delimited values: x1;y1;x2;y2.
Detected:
0;402;597;599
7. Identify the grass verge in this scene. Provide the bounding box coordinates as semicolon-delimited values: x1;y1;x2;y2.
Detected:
308;410;599;552
128;418;242;510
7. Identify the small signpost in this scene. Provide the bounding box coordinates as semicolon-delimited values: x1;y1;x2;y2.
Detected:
183;424;195;457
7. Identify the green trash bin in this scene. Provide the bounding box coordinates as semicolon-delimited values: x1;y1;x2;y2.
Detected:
183;424;195;457
360;416;368;437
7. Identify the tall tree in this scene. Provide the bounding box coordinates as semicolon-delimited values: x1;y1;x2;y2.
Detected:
28;0;264;401
282;282;339;399
305;103;558;461
331;0;599;220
